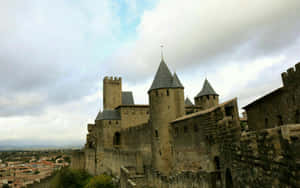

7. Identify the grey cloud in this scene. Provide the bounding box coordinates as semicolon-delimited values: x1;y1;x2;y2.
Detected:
108;0;300;82
0;0;119;117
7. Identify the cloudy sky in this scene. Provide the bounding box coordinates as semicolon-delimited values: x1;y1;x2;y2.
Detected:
0;0;300;147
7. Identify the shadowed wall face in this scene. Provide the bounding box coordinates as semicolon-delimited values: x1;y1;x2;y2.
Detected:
245;63;300;131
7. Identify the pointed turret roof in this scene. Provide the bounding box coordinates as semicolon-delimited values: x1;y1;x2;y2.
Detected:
149;59;184;92
185;97;193;106
195;79;218;98
172;73;184;88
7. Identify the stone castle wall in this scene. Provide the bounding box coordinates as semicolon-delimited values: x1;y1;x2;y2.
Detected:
73;62;300;188
246;62;300;131
70;150;85;170
221;124;300;187
170;98;240;173
118;106;149;129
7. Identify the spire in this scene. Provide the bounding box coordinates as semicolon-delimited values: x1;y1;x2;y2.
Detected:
185;97;193;106
149;60;174;92
160;44;164;62
149;48;184;92
172;73;184;88
195;79;218;98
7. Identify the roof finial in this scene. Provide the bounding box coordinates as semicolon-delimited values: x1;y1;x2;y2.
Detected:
160;44;164;61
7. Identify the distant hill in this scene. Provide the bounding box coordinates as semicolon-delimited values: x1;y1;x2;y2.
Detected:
0;139;84;151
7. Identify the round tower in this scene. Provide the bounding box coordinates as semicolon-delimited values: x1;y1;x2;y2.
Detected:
148;59;184;175
194;79;219;110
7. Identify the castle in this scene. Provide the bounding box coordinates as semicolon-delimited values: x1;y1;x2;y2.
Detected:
72;58;300;188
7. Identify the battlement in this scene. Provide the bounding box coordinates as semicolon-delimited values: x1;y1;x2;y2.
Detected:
103;76;122;82
281;62;300;87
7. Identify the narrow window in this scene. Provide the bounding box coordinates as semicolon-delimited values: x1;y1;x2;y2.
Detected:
265;118;268;128
156;90;159;96
175;127;179;136
194;125;198;132
214;156;221;170
206;95;209;100
113;132;121;146
116;121;118;124
184;126;188;133
108;120;111;125
155;130;159;138
277;115;283;126
166;89;169;96
296;110;300;124
225;106;234;116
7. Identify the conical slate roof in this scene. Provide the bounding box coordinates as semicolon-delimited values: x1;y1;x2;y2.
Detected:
149;60;184;92
185;97;193;106
172;73;184;88
195;79;218;98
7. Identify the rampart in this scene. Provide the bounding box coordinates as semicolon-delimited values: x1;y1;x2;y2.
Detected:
222;124;300;187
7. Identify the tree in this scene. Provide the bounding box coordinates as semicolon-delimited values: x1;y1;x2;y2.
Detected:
50;168;91;188
3;184;9;188
84;174;116;188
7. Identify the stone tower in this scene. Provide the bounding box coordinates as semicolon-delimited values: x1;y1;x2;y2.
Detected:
148;59;185;175
194;79;219;109
103;76;122;110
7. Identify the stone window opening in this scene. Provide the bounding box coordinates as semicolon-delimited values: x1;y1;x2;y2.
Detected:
159;150;162;156
225;168;233;188
113;132;121;146
214;156;222;186
296;110;300;124
265;118;269;128
184;126;188;133
116;120;118;124
206;95;209;100
277;115;283;126
156;90;159;96
225;106;234;117
214;156;221;170
155;129;159;138
166;89;169;96
175;127;179;136
108;120;111;125
194;125;198;132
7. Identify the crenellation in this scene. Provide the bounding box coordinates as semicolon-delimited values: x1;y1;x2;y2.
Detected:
74;59;300;187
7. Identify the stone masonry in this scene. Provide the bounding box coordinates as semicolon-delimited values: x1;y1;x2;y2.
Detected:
72;59;300;188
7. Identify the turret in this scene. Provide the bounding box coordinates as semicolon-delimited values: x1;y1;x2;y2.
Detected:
194;79;219;109
103;76;122;110
281;62;300;89
148;59;184;175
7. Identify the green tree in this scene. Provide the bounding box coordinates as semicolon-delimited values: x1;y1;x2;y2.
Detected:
84;174;115;188
63;156;71;163
50;168;91;188
3;184;9;188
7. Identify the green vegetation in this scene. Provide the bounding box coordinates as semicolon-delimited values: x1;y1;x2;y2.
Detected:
50;168;116;188
85;175;115;188
2;184;9;188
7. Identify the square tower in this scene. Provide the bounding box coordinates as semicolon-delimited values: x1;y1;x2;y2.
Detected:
103;76;122;110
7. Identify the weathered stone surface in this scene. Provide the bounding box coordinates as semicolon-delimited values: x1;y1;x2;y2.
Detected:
71;61;300;188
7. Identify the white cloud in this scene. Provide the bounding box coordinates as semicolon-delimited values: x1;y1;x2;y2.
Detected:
109;0;300;80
